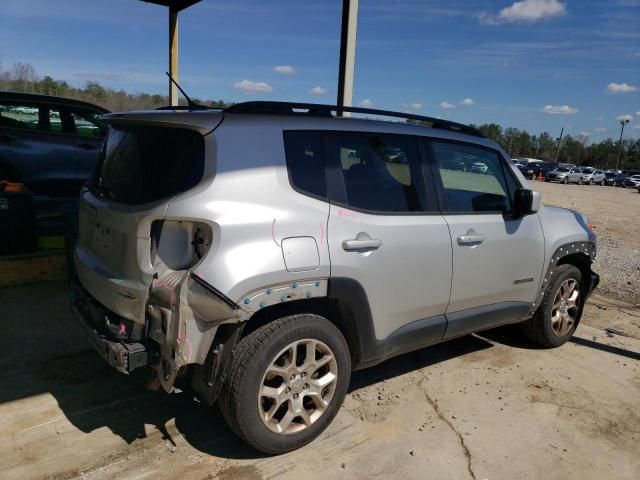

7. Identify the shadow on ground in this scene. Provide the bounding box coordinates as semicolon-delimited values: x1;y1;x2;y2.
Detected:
1;281;540;461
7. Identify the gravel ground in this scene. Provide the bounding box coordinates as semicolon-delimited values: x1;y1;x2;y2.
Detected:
531;181;640;305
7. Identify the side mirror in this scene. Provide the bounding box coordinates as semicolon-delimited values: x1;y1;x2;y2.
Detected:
513;188;541;216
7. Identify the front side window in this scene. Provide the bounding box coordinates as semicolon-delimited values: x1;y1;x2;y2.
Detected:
328;134;427;213
431;141;514;213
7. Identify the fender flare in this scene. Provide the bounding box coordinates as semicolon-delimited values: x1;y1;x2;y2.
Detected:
530;240;597;315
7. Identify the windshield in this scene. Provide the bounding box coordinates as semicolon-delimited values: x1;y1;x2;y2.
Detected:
557;167;570;172
90;125;204;205
581;168;593;173
605;172;616;178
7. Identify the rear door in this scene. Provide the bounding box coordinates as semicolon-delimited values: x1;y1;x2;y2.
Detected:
428;140;545;339
326;132;452;342
0;101;77;196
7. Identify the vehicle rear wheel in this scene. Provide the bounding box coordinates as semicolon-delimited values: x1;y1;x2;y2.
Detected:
563;177;569;184
522;264;584;348
600;179;605;186
219;314;351;454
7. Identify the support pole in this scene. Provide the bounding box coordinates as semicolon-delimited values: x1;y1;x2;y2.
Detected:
554;127;564;163
337;0;358;117
169;6;179;106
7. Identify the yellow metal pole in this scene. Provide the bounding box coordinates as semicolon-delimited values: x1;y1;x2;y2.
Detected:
169;6;179;106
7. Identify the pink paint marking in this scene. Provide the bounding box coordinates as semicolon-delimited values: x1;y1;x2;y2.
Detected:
319;223;324;245
337;209;357;219
271;218;281;247
185;338;193;363
118;324;127;336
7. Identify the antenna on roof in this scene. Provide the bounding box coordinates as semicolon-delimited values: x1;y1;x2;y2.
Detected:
165;72;204;110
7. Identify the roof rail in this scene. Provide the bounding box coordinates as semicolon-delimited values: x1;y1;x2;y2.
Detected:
155;104;220;111
224;101;484;137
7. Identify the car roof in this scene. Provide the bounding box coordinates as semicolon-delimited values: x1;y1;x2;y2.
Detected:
0;91;109;113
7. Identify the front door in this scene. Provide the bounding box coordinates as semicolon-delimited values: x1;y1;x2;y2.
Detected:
428;140;545;339
326;132;452;342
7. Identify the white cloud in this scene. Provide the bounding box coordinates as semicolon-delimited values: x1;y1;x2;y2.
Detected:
409;101;423;110
440;101;457;109
233;80;273;94
480;0;566;25
274;65;296;75
459;98;475;106
616;114;634;122
578;132;590;137
637;111;640;116
632;125;640;129
606;82;638;94
594;127;607;133
542;104;578;115
359;98;374;108
309;86;328;95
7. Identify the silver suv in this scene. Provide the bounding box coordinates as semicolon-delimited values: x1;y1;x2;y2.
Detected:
70;102;599;454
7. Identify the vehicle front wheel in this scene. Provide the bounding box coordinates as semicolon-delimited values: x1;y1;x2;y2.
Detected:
600;179;605;186
563;177;569;184
219;314;351;454
522;264;584;348
578;178;583;185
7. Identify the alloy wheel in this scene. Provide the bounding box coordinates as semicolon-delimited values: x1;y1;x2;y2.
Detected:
258;339;338;435
550;278;580;337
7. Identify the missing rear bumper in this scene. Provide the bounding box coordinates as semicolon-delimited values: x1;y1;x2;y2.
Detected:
70;281;148;374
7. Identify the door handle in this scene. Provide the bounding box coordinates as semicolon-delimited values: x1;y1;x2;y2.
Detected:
77;143;98;150
456;234;485;246
342;238;382;251
0;134;16;143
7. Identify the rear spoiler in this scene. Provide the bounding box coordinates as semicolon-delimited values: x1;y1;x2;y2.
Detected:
100;110;224;136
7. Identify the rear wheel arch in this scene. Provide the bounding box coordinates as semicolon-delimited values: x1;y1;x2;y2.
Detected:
237;278;377;368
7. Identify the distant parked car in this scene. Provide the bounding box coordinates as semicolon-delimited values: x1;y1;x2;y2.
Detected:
623;174;640;188
545;166;582;184
580;168;605;185
523;161;556;180
0;91;108;198
603;171;618;186
471;161;489;174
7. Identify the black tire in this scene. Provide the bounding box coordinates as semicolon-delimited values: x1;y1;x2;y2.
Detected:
563;177;569;184
219;314;351;454
522;264;584;348
578;178;583;185
600;179;605;186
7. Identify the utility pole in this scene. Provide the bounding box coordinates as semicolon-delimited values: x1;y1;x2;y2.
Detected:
554;127;564;163
337;0;359;117
616;119;630;172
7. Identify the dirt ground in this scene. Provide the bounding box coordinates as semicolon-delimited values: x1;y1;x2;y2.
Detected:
1;184;639;480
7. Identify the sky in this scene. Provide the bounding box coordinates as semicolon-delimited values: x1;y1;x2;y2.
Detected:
1;0;639;141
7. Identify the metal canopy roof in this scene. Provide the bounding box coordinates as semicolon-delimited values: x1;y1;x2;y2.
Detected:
140;0;201;12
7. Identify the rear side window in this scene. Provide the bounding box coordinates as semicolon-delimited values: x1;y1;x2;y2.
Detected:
327;134;427;213
284;132;326;198
91;126;204;205
431;141;513;213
